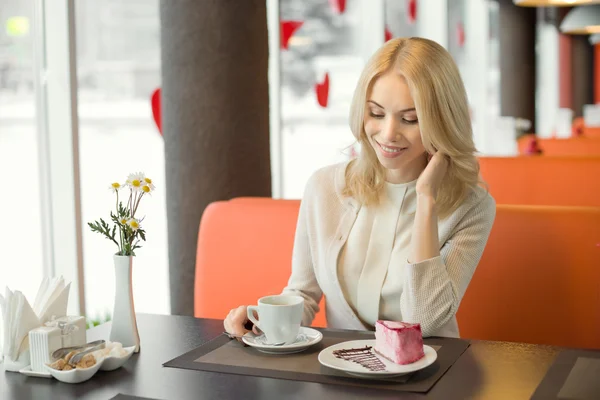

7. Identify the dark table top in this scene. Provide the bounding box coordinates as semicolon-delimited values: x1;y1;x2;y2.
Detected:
1;313;560;400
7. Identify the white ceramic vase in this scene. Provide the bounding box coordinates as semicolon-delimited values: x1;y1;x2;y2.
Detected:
109;255;140;353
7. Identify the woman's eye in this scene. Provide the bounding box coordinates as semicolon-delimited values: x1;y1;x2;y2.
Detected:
402;118;418;125
369;112;384;119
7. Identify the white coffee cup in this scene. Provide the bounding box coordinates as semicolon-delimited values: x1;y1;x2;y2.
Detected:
247;295;304;345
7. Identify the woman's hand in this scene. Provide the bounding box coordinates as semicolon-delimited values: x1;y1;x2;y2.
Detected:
223;305;260;341
416;152;449;199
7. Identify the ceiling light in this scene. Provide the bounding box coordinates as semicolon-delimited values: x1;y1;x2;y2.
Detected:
514;0;600;6
560;5;600;34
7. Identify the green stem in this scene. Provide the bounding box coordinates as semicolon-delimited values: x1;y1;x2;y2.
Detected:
131;192;137;218
123;228;129;255
116;191;123;255
119;227;125;256
128;192;133;218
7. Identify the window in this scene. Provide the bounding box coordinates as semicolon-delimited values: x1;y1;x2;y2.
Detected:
277;0;374;199
75;0;168;320
0;0;44;300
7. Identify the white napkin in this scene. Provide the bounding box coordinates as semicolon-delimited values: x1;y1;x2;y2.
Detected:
1;288;40;361
37;279;71;324
0;276;71;363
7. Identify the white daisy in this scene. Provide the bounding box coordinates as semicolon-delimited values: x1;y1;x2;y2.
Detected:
126;172;146;192
126;218;140;231
142;177;156;193
141;185;153;194
127;172;145;182
108;182;122;193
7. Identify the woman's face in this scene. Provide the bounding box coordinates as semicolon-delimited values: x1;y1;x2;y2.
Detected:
364;71;428;183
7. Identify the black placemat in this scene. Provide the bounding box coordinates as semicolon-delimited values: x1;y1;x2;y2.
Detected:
531;348;600;400
163;328;470;393
109;395;163;400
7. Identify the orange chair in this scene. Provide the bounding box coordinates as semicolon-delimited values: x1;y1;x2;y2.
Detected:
194;198;327;327
457;205;600;349
479;156;600;207
517;134;600;156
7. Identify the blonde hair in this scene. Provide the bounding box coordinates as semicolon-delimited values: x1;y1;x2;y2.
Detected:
343;37;480;218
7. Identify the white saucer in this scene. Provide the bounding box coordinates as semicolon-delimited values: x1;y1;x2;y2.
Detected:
19;365;52;378
242;327;323;354
318;339;437;379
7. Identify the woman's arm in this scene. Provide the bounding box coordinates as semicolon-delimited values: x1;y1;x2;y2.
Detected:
401;193;496;336
401;152;495;336
409;152;448;263
409;194;440;263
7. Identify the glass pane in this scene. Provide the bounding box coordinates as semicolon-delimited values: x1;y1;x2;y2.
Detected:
447;0;468;90
385;0;418;39
0;1;44;299
487;0;500;120
75;0;168;321
279;0;365;199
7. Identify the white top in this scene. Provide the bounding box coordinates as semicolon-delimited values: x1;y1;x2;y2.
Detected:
338;181;418;328
281;161;496;337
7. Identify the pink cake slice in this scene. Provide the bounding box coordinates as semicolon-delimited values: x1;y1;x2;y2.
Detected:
374;320;425;365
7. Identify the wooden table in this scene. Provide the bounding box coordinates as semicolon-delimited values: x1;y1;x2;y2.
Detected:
0;314;560;399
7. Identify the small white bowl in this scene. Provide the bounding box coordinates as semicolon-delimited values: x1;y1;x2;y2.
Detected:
98;346;135;371
44;355;104;384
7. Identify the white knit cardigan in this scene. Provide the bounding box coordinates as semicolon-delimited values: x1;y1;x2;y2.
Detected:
281;161;496;337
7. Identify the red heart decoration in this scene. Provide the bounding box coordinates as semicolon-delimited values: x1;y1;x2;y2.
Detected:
456;22;465;47
281;21;304;50
572;116;584;136
329;0;347;14
525;138;542;155
151;88;162;135
315;72;330;108
385;26;393;42
407;0;417;23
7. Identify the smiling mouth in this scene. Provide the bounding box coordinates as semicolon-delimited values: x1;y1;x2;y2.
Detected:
376;141;407;154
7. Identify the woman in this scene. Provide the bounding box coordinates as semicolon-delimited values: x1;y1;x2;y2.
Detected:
224;37;495;339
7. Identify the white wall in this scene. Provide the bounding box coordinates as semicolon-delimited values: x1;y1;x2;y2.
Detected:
464;0;491;154
418;0;449;48
536;20;560;138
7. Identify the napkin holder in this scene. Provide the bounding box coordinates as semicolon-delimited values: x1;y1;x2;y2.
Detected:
28;327;62;373
50;316;86;348
1;277;74;372
27;316;86;373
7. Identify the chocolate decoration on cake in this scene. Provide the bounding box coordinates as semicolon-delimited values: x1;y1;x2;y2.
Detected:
332;346;386;371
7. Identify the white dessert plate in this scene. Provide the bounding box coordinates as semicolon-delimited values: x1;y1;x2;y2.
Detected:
242;327;323;354
318;339;437;379
19;366;52;378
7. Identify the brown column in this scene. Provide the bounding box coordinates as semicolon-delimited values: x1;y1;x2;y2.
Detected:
498;0;537;131
559;33;573;109
555;7;594;117
160;0;271;316
595;44;600;104
571;35;594;117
